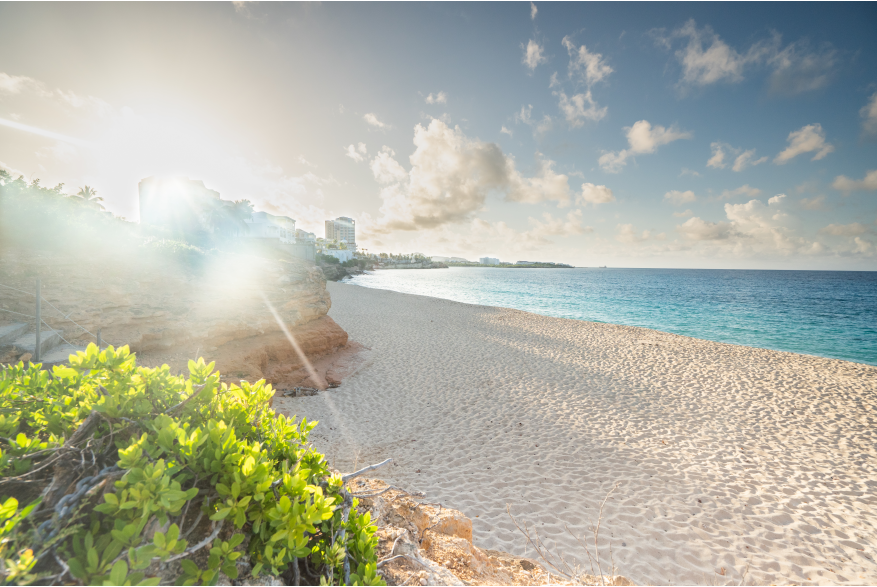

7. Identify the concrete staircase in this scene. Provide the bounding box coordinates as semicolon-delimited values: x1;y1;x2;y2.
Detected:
0;322;86;367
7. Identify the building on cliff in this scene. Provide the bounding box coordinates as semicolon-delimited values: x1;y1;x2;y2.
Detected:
243;211;296;244
325;217;356;251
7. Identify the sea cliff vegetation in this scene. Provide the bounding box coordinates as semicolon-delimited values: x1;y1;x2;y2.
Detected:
0;345;383;585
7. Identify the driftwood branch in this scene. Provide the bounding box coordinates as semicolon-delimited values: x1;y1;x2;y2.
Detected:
341;458;392;483
164;384;208;414
165;521;223;562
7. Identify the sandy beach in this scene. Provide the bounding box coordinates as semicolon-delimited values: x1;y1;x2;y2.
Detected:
274;282;877;585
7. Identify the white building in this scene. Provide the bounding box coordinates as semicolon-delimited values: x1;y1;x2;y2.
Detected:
320;249;354;263
325;217;356;250
479;257;499;265
295;229;316;243
244;211;296;243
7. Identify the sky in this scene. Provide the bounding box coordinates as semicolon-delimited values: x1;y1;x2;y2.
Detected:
1;2;876;269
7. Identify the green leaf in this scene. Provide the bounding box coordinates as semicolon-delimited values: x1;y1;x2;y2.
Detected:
110;560;129;585
209;508;231;521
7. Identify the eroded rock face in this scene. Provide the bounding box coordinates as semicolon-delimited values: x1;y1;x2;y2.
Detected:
0;248;346;381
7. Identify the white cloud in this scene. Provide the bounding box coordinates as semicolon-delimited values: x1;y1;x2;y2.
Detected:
515;104;553;137
819;223;869;237
831;170;877;192
599;120;692;173
673;209;694;218
767;39;836;96
578;183;615;205
709;142;766;171
677;216;733;240
298;155;317;168
500;126;513;137
664;189;696;205
732;149;768;172
655;21;836;95
659;20;767;87
774;123;834;164
861;93;877;136
425;92;448;105
530;1;537;20
799;195;826;210
556;91;607;127
528;210;590;237
363;113;389;129
522;40;547;71
345;144;364;162
680;168;701;177
717;184;761;200
561;36;613;86
707;142;727;169
615;224;662;243
371;120;572;232
0;72;41;95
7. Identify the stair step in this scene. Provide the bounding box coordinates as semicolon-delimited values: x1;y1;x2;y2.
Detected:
10;330;63;356
0;323;29;346
38;345;86;367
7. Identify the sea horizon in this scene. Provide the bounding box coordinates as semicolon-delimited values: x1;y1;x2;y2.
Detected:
347;266;877;366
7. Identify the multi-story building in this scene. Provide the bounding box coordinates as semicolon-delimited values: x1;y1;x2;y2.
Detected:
243;211;296;243
295;229;316;244
325;217;355;250
479;257;499;265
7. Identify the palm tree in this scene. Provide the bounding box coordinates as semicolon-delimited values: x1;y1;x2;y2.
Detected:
75;185;105;210
226;199;254;236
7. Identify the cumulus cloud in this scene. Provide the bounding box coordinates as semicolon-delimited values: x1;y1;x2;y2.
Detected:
344;143;367;162
819;223;869;237
767;39;836;96
530;1;537;20
578;183;615;205
528;210;591;237
717;184;761;200
654;20;767;88
831;170;877;192
363;113;389;129
599;120;692;172
515;104;553;137
664;190;696;205
556;91;607;126
707;142;727;169
774;123;834;164
732;149;768;172
654;21;837;95
673;209;694;218
799;195;826;210
615;224;663;243
677;216;733;240
425;92;447;105
861;93;877;136
500;126;513;137
371;120;572;232
522;40;547;71
708;142;767;171
561;36;613;86
0;72;41;95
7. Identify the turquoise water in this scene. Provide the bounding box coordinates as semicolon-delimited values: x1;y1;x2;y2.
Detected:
346;267;877;366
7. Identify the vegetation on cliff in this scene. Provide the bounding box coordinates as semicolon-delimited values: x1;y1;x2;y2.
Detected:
0;345;383;585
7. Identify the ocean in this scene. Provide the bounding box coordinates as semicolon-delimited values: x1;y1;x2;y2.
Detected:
346;267;877;366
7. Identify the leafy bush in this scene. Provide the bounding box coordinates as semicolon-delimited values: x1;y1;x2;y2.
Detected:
0;345;383;585
317;254;341;265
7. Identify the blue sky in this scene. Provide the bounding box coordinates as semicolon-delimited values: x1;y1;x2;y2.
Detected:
1;2;876;268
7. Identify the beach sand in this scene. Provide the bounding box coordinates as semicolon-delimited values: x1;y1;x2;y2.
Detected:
273;282;877;585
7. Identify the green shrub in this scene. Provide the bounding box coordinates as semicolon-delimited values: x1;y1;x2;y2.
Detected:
317;254;341;265
0;345;383;586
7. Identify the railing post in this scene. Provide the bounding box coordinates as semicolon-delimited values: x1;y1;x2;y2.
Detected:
35;279;41;363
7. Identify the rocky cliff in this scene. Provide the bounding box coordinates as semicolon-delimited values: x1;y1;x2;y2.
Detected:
0;246;348;385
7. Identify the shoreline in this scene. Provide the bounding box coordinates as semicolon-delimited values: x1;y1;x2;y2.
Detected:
275;283;877;585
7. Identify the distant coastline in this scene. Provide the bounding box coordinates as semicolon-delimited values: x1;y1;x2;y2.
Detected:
446;261;574;269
